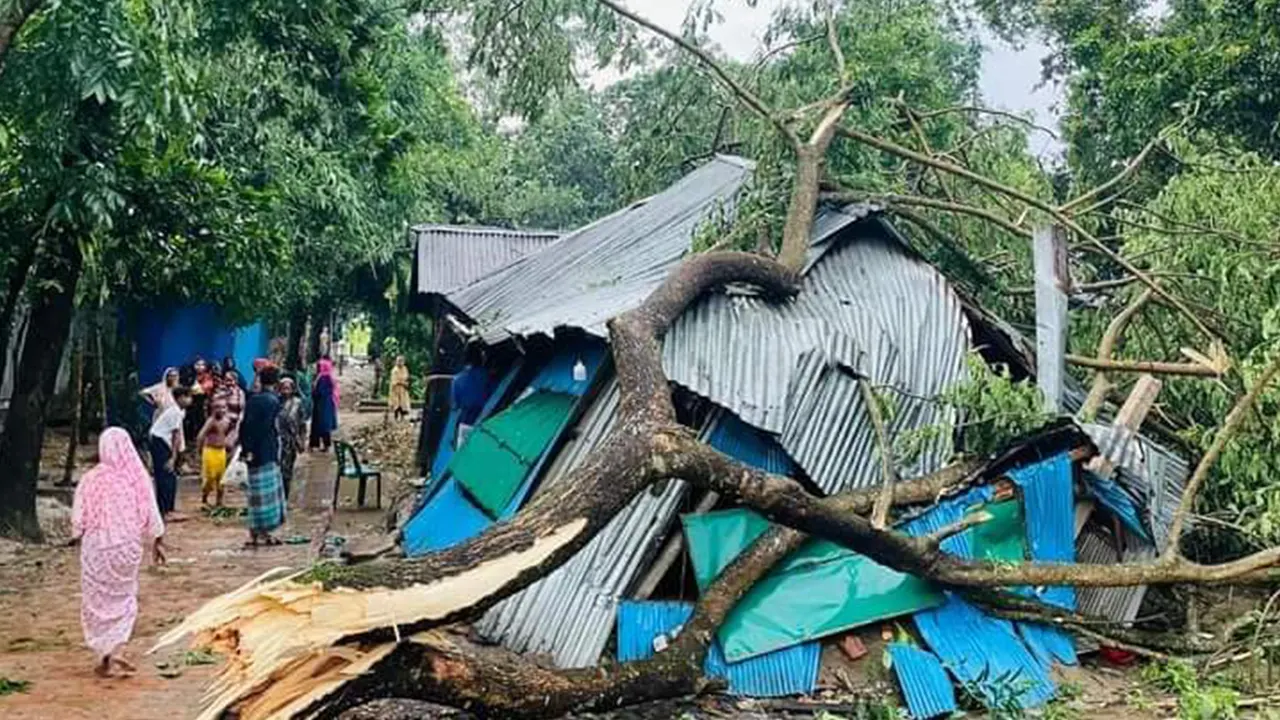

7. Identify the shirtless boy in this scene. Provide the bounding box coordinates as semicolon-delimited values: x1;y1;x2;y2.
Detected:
197;401;232;506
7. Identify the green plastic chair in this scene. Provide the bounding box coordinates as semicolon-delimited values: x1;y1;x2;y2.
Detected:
334;441;382;509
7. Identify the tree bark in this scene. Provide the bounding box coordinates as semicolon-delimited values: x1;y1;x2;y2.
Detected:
60;324;84;485
0;231;81;540
285;307;307;371
0;236;38;387
272;465;976;720
667;433;1280;588
95;316;107;433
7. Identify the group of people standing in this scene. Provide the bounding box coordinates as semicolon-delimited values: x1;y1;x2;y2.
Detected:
67;354;342;679
137;355;341;544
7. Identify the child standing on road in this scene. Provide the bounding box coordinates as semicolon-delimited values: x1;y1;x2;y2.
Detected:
197;401;232;507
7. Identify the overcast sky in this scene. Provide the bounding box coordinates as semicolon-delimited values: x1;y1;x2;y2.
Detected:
615;0;1063;157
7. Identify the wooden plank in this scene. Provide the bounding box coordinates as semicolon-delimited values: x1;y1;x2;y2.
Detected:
1087;374;1162;479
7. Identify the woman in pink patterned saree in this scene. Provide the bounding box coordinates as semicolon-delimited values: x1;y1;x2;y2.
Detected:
71;428;167;677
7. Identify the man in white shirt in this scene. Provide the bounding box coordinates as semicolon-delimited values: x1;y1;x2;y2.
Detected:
149;386;193;519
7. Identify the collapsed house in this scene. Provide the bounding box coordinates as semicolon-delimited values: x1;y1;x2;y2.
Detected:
406;156;1191;717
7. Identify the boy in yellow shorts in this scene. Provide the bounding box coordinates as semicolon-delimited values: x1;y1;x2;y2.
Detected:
197;401;232;506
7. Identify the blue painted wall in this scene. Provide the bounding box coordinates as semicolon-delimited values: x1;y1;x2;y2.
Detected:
133;304;269;384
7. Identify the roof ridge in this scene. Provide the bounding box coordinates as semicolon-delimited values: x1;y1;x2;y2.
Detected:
412;224;561;238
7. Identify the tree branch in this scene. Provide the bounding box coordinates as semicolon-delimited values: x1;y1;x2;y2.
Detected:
667;434;1280;589
888;207;995;285
835;126;1218;341
823;0;847;83
593;0;799;149
1163;348;1280;558
1058;134;1163;214
777;97;852;270
824;190;1031;240
926;511;992;544
860;378;898;529
912;105;1059;139
1079;288;1155;421
1065;354;1222;378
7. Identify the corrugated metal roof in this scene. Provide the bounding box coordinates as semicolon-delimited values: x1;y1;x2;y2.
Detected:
1081;422;1189;548
902;486;1058;709
442;156;967;496
914;594;1057;709
1075;520;1152;626
1084;472;1151;542
476;397;785;669
448;156;756;341
1008;454;1078;667
888;642;958;720
405;346;605;556
401;479;494;555
704;411;797;476
616;600;820;698
414;225;560;296
665;229;970;494
475;379;701;668
453;391;578;517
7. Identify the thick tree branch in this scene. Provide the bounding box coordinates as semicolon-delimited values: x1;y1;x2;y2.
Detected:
1163;348;1280;558
1079;288;1155;421
300;512;811;720
778;98;852;270
835;126;1217;341
612;251;799;421
220;458;983;720
667;434;1280;589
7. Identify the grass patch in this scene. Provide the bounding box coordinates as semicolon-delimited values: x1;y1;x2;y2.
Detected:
0;677;31;695
1143;659;1241;719
183;648;218;666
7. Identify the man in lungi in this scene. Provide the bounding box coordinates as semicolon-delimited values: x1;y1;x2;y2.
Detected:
239;365;285;546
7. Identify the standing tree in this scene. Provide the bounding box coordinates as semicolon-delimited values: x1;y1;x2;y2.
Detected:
0;0;494;537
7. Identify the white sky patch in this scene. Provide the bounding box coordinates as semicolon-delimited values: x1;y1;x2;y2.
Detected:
590;0;1065;158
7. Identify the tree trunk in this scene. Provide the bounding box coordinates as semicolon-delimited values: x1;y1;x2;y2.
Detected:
0;231;82;540
0;237;38;387
285;307;307;372
95;317;107;434
60;324;85;485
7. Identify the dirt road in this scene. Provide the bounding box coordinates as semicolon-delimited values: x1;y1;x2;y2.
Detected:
0;410;386;720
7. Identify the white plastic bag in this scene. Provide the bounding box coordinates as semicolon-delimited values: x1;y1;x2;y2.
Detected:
225;447;249;490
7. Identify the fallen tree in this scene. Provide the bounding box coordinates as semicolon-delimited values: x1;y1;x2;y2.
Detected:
154;2;1280;718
